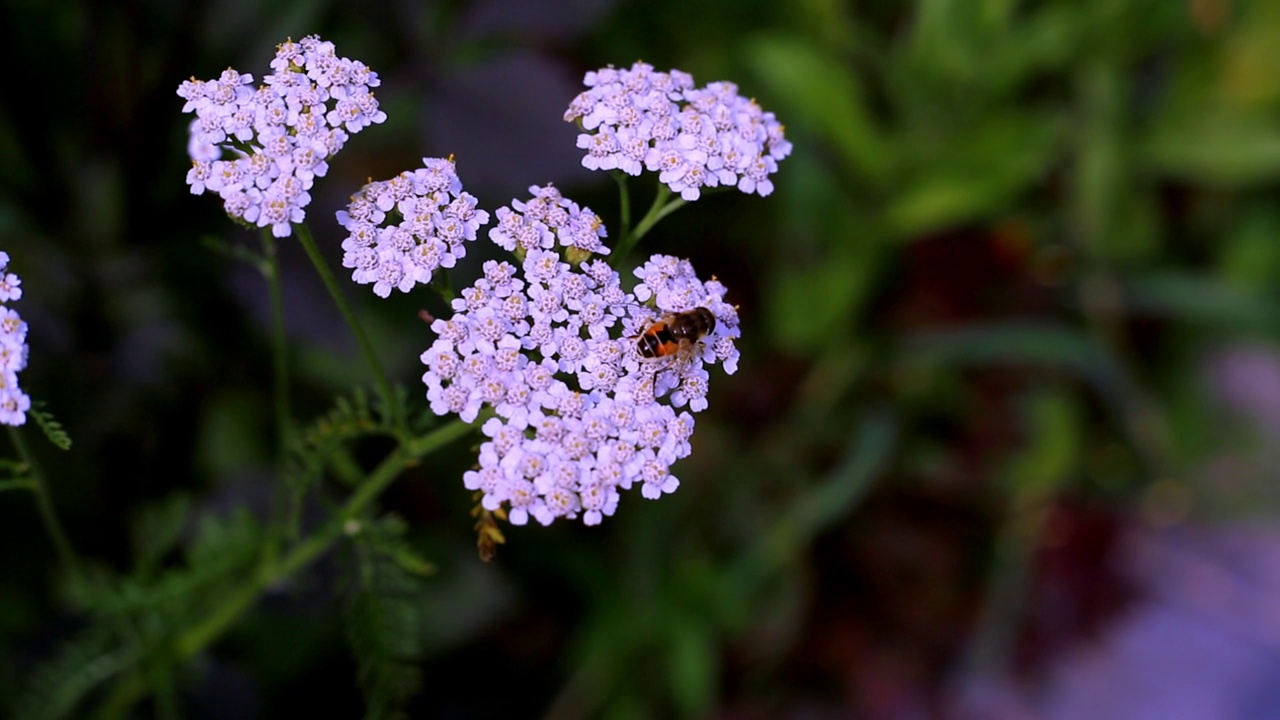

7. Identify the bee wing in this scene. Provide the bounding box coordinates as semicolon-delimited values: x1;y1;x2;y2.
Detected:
622;304;663;335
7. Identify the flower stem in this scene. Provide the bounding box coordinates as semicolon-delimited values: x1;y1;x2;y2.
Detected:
434;268;455;302
260;230;292;459
293;223;401;430
9;425;80;578
613;172;632;241
177;418;473;655
101;419;477;718
614;185;686;265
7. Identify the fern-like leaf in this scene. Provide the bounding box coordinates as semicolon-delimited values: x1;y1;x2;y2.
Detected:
199;234;267;271
285;387;386;492
131;493;192;578
345;518;430;719
94;508;261;620
374;383;410;429
363;514;436;577
29;402;71;450
0;460;33;491
0;476;35;492
9;626;136;720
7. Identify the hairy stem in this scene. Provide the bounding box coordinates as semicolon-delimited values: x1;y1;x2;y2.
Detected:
9;425;80;578
293;223;402;431
613;171;632;242
260;230;292;459
614;185;686;264
434;268;455;302
99;419;477;719
179;418;473;654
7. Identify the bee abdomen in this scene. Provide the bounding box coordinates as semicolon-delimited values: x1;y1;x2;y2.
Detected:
670;307;715;341
696;307;715;335
637;324;676;358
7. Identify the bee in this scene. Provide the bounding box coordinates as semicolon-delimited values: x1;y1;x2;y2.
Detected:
634;307;717;361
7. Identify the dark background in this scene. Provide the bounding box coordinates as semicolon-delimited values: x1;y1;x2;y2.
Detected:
3;0;1280;718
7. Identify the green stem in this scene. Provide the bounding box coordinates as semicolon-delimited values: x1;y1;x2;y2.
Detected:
9;425;80;578
0;477;37;491
614;185;686;264
613;172;632;241
434;268;455;302
260;230;292;459
177;418;473;656
957;499;1038;679
293;223;401;431
1077;271;1174;479
101;419;477;719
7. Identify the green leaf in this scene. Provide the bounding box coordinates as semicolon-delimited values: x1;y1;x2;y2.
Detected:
29;402;71;450
375;383;410;431
9;627;136;720
0;476;35;492
729;412;897;598
131;493;192;577
791;0;861;51
1124;272;1280;331
989;5;1081;84
187;508;261;569
1219;209;1280;291
362;514;436;577
746;35;895;182
900;323;1127;396
199;234;267;272
1072;60;1155;265
346;526;429;720
285;386;388;495
667;614;715;718
196;391;268;477
94;509;260;618
1143;114;1280;185
769;237;882;354
1003;389;1082;499
887;113;1061;237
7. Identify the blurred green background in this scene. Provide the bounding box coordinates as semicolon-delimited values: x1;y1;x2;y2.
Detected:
4;0;1280;717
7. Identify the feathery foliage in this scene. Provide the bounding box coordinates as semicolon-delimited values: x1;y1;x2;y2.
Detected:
9;627;137;720
93;508;261;621
345;516;432;719
286;387;387;491
29;403;71;451
0;458;33;492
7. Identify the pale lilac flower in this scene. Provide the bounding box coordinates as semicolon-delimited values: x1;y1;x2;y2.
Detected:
337;158;489;298
422;225;736;524
177;35;386;237
0;253;22;303
0;254;30;426
622;254;741;406
187;119;221;163
487;185;609;257
566;61;791;199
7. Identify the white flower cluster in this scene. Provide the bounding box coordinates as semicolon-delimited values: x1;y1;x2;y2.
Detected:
178;35;386;237
565;61;793;201
336;158;490;297
0;253;30;426
420;242;739;526
489;184;609;258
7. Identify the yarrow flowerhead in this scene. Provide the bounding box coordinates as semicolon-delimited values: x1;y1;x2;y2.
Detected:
565;61;792;201
0;252;31;426
177;35;386;237
420;197;739;526
623;254;741;407
337;158;490;297
488;185;609;262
